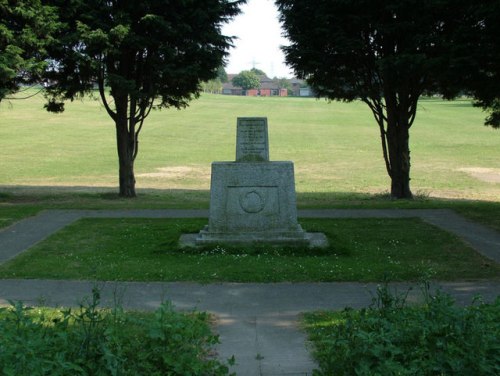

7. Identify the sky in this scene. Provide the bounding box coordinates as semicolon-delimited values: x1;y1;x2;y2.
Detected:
222;0;293;78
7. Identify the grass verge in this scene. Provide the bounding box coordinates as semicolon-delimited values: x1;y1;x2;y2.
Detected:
0;218;497;282
302;284;500;375
0;204;42;229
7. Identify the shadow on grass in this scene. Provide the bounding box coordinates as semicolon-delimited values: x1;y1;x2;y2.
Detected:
0;185;211;209
1;184;500;209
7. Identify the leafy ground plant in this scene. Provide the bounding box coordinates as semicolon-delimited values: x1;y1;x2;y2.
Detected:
303;284;500;375
0;288;232;375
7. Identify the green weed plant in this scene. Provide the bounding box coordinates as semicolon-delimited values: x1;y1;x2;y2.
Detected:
0;288;232;375
304;284;500;375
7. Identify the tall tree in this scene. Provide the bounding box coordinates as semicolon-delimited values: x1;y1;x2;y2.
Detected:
232;70;260;93
44;0;245;197
276;0;477;198
0;0;58;102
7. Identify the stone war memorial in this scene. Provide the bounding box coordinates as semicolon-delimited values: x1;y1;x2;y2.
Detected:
181;117;327;248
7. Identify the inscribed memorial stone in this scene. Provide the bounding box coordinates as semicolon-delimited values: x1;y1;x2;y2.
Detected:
236;117;269;162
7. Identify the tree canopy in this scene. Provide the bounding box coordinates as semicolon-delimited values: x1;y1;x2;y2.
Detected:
276;0;495;198
0;0;58;102
44;0;245;197
250;67;267;76
447;0;500;128
232;70;261;91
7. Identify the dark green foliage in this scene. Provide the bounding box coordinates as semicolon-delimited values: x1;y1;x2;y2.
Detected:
43;0;245;197
44;0;244;111
275;0;496;198
0;0;58;102
232;70;261;91
304;285;500;375
441;0;500;128
0;288;231;375
484;99;500;128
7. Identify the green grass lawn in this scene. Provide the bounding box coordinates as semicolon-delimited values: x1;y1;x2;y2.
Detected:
1;92;499;201
0;218;497;282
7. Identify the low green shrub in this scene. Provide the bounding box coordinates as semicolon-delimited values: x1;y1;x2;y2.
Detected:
0;288;232;375
304;284;500;375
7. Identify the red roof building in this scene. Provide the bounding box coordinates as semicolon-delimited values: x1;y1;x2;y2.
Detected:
223;74;290;97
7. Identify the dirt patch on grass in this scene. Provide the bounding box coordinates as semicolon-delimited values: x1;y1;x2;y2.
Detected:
457;167;500;184
137;166;211;181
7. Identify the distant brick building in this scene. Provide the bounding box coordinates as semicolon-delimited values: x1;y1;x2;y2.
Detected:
223;74;308;97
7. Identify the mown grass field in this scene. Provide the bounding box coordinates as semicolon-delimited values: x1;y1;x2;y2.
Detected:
1;92;499;200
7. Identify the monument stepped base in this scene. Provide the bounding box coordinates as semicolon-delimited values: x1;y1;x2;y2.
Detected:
179;231;328;249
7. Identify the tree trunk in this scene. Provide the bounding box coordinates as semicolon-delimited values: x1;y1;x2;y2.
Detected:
114;96;137;198
115;121;136;197
386;117;413;199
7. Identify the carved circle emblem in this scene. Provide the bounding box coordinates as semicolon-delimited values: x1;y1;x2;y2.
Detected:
239;190;265;213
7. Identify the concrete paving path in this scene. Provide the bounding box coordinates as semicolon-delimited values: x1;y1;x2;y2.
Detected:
0;209;499;375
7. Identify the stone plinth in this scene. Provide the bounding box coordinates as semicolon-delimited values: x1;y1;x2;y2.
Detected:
196;161;309;246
